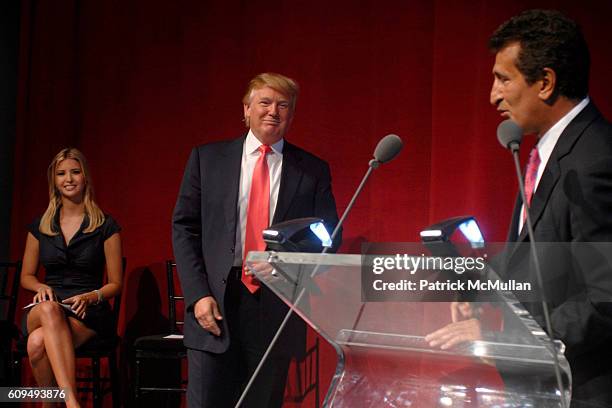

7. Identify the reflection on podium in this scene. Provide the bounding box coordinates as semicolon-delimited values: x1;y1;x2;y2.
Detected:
246;251;570;408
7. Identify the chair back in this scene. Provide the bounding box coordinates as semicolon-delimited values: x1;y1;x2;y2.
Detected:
165;261;183;334
0;261;22;329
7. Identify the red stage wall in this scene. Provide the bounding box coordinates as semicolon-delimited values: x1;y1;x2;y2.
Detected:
9;1;612;406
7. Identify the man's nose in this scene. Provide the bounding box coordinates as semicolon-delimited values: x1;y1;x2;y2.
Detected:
490;81;501;106
268;103;279;116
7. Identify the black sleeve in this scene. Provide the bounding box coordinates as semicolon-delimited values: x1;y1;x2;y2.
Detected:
314;161;342;252
102;214;122;240
27;217;42;240
172;147;212;308
548;156;612;355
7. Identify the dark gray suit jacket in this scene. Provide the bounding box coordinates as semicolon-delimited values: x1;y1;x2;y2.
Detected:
172;135;340;354
503;102;612;404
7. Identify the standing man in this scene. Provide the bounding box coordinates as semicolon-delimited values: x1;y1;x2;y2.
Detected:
490;10;612;407
427;10;612;406
173;72;340;407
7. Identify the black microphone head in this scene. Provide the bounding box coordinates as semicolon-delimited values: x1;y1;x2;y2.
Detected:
373;134;403;164
497;119;523;152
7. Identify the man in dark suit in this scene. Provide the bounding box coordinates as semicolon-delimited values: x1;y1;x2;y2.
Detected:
426;10;612;407
172;72;340;407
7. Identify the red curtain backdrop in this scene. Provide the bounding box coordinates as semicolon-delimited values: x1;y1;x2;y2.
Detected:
10;0;612;406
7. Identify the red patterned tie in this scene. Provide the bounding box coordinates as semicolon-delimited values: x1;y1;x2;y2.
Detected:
242;145;272;293
523;147;541;223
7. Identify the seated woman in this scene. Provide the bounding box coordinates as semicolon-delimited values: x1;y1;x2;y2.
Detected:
20;147;123;408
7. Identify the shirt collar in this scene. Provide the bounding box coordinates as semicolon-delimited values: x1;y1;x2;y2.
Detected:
536;97;590;158
245;129;284;155
51;209;91;247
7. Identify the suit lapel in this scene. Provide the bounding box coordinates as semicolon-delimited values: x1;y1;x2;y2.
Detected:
507;195;521;242
517;160;561;241
221;136;246;236
272;142;304;224
506;160;560;271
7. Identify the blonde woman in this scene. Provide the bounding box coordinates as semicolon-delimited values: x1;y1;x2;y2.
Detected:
21;147;122;407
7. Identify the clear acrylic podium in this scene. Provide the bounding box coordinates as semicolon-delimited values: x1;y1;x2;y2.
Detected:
246;252;571;407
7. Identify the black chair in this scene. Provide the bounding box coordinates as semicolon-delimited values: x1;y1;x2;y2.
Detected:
13;257;126;408
0;261;22;386
289;337;320;408
133;260;186;403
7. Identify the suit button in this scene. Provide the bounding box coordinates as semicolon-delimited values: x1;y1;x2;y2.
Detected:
222;278;227;284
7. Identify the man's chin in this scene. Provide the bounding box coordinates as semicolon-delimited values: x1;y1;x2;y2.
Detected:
253;129;284;144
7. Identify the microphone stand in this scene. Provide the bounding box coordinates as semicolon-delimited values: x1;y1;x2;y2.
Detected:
510;145;567;408
235;160;379;407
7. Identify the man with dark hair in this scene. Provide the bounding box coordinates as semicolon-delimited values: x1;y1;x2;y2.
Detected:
173;72;340;407
427;10;612;406
489;9;590;102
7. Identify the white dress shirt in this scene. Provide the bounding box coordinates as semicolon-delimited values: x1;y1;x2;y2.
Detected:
233;130;284;266
518;97;590;232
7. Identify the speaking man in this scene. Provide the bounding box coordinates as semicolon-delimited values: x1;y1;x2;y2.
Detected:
426;10;612;407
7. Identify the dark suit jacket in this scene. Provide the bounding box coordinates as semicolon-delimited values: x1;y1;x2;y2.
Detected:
172;135;340;355
503;102;612;403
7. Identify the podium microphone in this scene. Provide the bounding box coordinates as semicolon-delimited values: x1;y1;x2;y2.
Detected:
497;119;567;408
235;134;403;407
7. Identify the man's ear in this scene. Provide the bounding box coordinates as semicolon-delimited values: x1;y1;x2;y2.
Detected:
243;103;250;127
538;67;557;101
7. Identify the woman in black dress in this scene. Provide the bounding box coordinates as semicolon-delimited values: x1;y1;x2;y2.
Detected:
20;147;123;408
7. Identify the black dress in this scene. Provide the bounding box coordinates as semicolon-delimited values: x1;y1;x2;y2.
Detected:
24;212;121;339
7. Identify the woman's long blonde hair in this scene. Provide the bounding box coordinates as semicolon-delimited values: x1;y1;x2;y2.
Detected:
39;147;105;235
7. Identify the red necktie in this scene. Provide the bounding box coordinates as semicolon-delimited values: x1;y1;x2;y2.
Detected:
523;147;541;223
242;145;272;293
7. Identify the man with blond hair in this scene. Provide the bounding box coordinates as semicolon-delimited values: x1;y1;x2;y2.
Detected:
173;72;340;407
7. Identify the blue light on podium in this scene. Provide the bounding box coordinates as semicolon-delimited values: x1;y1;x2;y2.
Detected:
420;215;485;252
310;221;332;248
458;218;484;248
263;217;330;252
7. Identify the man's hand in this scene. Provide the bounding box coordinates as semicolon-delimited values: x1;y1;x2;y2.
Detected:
194;296;223;336
425;301;484;349
425;318;482;350
451;301;482;322
246;262;275;279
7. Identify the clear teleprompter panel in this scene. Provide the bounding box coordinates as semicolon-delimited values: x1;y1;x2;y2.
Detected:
246;249;573;407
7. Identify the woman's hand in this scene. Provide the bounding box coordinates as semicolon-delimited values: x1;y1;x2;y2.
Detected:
62;293;92;319
33;285;56;303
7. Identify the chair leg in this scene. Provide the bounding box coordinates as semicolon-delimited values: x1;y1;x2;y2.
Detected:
11;352;22;387
134;356;141;403
110;352;120;408
295;354;303;401
92;357;101;408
